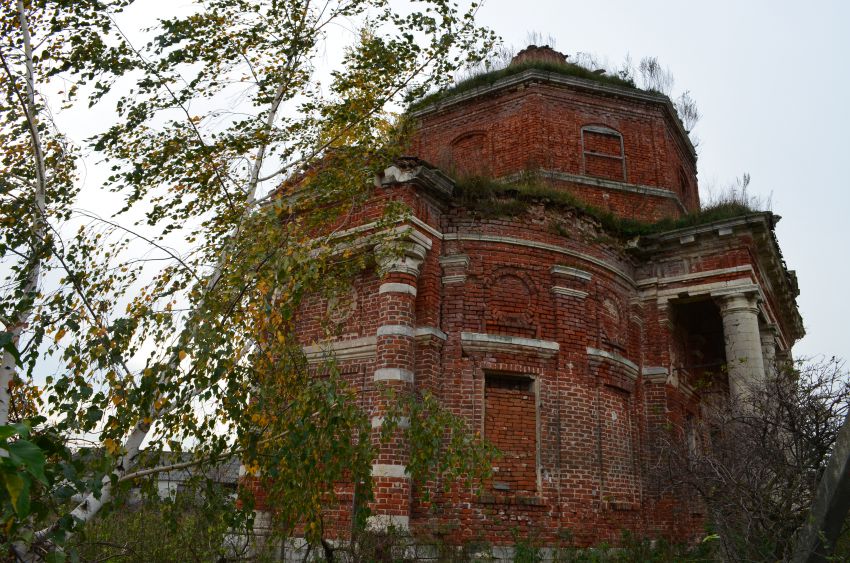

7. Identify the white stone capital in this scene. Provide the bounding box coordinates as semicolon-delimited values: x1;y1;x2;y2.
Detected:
376;240;428;277
716;291;760;315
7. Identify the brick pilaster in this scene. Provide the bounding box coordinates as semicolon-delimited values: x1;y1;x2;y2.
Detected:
368;238;428;531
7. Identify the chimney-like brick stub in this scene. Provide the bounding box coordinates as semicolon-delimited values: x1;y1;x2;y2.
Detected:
510;45;569;67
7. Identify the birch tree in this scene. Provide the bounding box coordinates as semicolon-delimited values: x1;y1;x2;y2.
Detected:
0;0;496;558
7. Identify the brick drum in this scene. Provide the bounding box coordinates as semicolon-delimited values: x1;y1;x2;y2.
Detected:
267;45;804;554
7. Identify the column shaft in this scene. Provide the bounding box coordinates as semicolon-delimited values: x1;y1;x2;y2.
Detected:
718;292;766;403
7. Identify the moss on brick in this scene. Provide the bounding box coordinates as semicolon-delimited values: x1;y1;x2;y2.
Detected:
453;176;758;239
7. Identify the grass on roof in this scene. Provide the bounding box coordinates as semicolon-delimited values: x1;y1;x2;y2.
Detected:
453;176;759;240
410;60;644;112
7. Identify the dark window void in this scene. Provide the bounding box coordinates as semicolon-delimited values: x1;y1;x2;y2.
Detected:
582;125;626;181
670;299;727;389
484;374;536;493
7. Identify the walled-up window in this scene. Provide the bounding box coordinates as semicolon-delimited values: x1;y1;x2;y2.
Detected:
601;386;637;501
484;374;537;493
581;125;626;181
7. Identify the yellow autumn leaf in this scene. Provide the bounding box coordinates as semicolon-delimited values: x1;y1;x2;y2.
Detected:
54;328;67;342
103;438;119;455
178;350;187;361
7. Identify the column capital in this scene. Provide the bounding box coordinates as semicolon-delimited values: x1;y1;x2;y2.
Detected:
376;239;429;278
715;290;760;315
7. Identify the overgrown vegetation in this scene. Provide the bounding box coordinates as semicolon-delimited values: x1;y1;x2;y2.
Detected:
660;358;850;561
453;175;761;241
410;58;638;110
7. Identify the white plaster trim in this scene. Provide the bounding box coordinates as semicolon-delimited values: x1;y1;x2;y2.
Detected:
374;368;414;382
376;324;415;337
379;282;417;296
414;326;448;341
460;332;559;358
371;463;408;478
439;254;470;268
637;265;754;288
384;225;433;250
366;514;410;531
371;416;410;429
551;265;593;281
586;347;639;378
551;286;588;299
444;233;633;285
303;336;376;364
442;274;467;284
408;216;443;241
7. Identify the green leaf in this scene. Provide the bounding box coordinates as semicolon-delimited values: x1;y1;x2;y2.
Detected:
3;472;30;515
45;550;67;563
0;332;21;366
8;439;47;484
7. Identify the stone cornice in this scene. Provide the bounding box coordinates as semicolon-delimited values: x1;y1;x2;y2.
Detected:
379;158;455;199
410;68;696;159
460;332;559;359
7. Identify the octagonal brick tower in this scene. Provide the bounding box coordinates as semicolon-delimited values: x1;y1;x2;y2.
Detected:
283;45;804;557
411;45;699;222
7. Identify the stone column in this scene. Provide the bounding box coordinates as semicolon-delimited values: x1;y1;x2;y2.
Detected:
761;324;779;380
368;237;428;531
717;291;766;403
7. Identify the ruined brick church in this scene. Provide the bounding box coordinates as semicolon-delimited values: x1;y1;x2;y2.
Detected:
287;46;804;550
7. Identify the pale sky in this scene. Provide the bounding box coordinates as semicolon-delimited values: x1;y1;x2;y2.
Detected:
473;0;850;362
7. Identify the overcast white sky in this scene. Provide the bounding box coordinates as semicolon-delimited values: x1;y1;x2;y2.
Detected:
470;0;849;362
